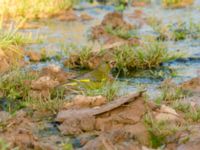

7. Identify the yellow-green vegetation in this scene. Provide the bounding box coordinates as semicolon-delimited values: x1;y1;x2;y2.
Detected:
66;41;183;74
0;69;38;100
173;101;200;122
144;113;184;148
148;18;200;41
114;41;183;73
62;141;73;150
0;25;33;49
25;97;65;114
168;21;200;40
0;138;11;150
0;69;66;113
162;0;194;8
0;0;74;20
0;29;31;48
0;23;34;71
155;82;187;105
84;81;123;101
105;25;133;39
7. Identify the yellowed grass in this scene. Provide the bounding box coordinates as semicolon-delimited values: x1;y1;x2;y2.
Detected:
0;0;73;20
163;0;194;8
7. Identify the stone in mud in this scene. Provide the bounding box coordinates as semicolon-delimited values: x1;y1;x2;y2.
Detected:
64;95;107;109
26;50;41;62
154;105;181;123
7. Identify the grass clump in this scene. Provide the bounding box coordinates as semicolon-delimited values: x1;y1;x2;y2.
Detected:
0;138;9;150
173;101;200;122
66;40;183;74
0;25;35;73
114;41;183;74
0;69;38;100
84;81;123;101
0;69;66;114
155;81;188;105
105;25;132;40
147;17;200;41
0;27;33;52
0;29;32;49
162;0;194;8
0;0;74;20
64;45;106;69
144;113;184;148
25;98;65;114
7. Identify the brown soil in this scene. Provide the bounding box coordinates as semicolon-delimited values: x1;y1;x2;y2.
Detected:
26;51;42;62
55;92;153;148
80;13;93;21
64;12;141;69
91;12;135;44
101;12;133;30
181;76;200;93
64;49;114;69
29;65;75;100
0;110;64;150
63;95;107;109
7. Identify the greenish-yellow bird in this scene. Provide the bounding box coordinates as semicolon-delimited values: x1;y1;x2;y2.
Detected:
65;61;115;89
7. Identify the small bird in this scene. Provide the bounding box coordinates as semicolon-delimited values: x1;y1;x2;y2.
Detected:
64;61;115;90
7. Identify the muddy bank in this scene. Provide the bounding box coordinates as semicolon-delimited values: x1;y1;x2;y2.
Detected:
55;91;186;149
91;12;138;45
1;75;200;149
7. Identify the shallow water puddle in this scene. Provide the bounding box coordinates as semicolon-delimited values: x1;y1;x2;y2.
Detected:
20;0;200;97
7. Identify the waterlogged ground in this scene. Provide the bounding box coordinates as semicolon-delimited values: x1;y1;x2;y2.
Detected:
21;0;200;97
1;0;200;149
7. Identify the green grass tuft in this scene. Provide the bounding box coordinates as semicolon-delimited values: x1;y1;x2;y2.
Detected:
83;80;123;101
